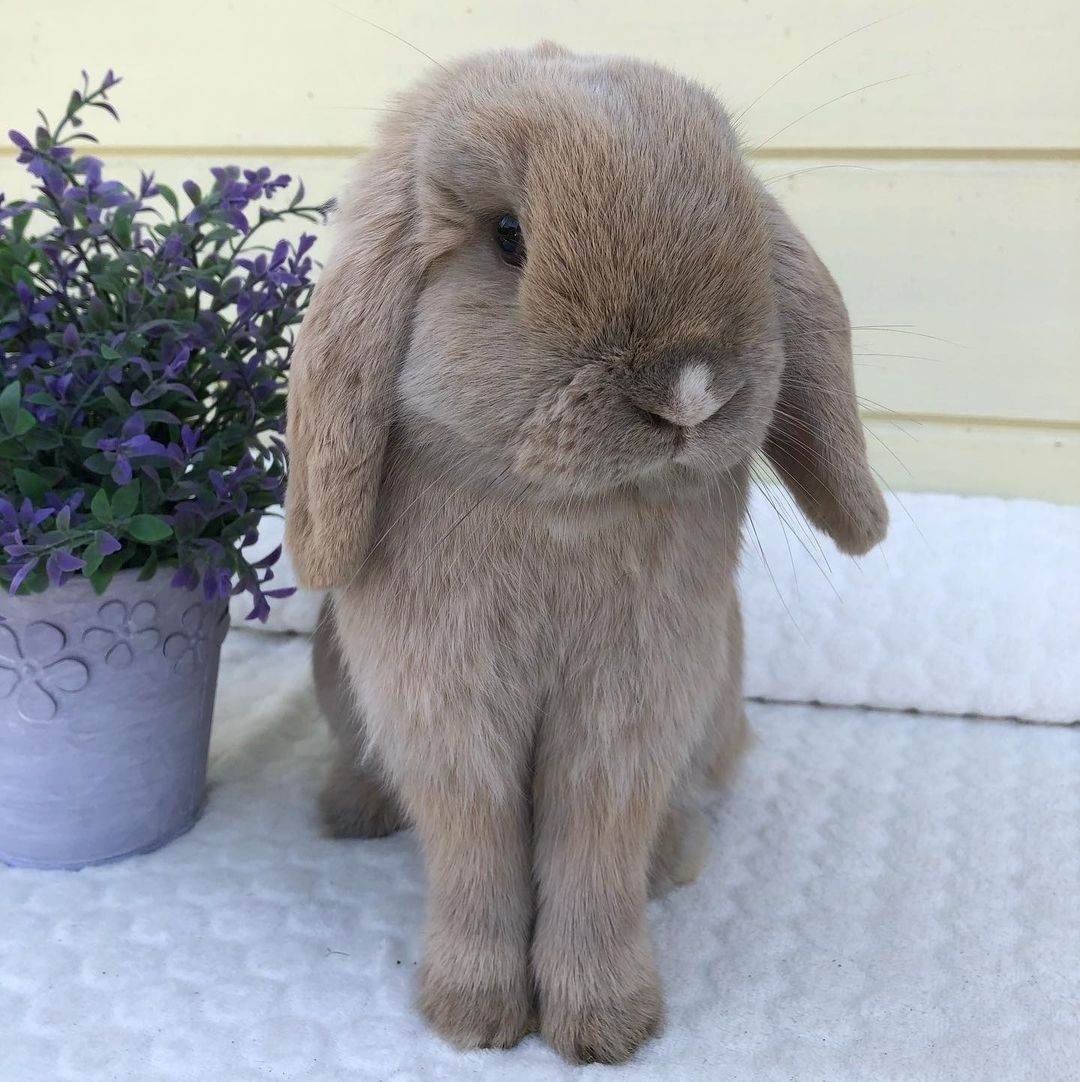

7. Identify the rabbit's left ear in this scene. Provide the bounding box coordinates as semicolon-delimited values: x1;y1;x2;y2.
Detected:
285;142;423;589
764;196;888;554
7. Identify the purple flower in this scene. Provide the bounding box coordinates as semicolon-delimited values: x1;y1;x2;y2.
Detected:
180;424;200;455
45;550;85;587
160;233;183;261
170;565;199;591
1;70;322;617
7;558;37;595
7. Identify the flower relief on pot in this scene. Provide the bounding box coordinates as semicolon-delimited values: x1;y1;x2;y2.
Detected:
0;621;90;723
82;599;160;668
162;603;228;676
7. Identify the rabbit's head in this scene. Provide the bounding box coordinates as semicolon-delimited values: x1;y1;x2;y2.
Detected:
286;45;887;588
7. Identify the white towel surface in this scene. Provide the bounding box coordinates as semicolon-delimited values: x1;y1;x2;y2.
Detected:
740;488;1080;724
2;630;1077;1081
234;490;1080;724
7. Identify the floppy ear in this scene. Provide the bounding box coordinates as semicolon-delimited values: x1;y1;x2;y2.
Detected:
764;196;888;555
285;143;423;589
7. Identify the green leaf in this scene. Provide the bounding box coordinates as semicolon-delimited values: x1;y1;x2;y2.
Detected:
83;453;113;475
126;514;172;543
0;381;21;432
113;210;133;248
139;408;180;426
13;468;49;500
111;481;140;518
10;265;34;289
90;488;113;521
25;390;60;407
89;566;115;595
204;225;235;244
12;409;35;436
103;386;128;412
137;552;159;581
139;469;164;512
81;538;105;577
99;343;122;361
86;296;111;330
157;183;179;215
12;210;32;241
21;428;64;452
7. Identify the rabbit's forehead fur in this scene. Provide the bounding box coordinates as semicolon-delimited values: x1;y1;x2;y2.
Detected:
379;48;783;497
417;50;772;349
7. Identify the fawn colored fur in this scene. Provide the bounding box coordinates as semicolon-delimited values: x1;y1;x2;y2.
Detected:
286;45;886;1064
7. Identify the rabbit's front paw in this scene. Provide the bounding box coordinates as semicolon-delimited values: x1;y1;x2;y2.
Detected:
541;966;663;1064
418;955;533;1050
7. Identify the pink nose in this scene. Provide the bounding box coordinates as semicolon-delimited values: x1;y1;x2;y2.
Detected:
651;363;726;428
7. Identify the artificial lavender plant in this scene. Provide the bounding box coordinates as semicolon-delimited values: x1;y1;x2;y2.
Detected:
0;71;325;619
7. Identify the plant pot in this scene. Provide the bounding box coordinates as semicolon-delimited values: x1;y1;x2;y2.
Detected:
0;568;229;869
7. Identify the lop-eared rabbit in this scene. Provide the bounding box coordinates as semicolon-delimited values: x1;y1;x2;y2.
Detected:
286;44;886;1065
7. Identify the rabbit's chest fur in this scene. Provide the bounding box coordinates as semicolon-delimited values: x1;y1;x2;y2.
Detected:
334;459;746;794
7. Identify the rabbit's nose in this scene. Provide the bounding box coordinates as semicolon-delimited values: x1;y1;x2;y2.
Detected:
651;363;726;428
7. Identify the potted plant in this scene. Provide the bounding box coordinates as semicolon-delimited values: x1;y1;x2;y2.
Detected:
0;72;323;868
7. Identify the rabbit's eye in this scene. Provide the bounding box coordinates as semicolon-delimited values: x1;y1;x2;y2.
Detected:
495;213;526;267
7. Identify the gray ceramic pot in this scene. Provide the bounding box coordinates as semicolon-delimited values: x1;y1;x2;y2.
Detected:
0;568;228;869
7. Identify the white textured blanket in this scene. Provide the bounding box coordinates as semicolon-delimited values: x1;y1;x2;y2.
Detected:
2;630;1077;1081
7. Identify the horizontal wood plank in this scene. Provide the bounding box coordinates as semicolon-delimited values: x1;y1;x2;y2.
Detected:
863;417;1080;503
1;0;1077;151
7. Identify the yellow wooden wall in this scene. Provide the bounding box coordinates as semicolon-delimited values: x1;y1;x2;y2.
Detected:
3;0;1078;501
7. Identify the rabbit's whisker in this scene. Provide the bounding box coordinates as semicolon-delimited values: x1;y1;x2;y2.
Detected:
852;352;947;364
755;414;860;527
750;456;836;572
751;74;912;156
771;401;911;481
732;12;900;127
767;408;926;550
415;462;519;576
749;461;840;597
756;469;802;595
424;481;535;640
850;325;967;349
766;323;962;352
771;374;917;422
762;164;882;185
744;502;802;635
324;1;448;72
318;105;429;121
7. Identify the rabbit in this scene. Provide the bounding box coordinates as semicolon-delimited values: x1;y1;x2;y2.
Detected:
285;43;887;1065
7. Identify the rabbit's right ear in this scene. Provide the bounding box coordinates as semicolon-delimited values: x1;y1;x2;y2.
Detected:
285;145;422;589
763;195;888;555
